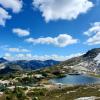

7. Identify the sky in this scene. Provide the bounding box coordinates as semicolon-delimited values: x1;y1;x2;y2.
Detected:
0;0;100;61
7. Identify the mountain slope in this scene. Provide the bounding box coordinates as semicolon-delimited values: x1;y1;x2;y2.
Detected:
58;48;100;74
0;48;100;74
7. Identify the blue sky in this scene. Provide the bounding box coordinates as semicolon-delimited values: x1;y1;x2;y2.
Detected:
0;0;100;61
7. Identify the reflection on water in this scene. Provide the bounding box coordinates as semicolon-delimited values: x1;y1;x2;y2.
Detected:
50;75;100;85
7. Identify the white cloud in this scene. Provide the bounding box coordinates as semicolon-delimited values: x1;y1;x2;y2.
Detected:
0;45;30;53
84;22;100;45
8;48;30;53
0;7;11;26
26;34;78;47
4;53;83;61
13;28;30;37
0;0;23;26
0;0;23;13
4;53;14;61
33;0;94;22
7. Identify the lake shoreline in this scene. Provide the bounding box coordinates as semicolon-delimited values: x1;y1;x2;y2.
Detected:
49;74;100;86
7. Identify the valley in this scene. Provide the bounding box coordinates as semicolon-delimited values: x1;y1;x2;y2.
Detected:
0;48;100;100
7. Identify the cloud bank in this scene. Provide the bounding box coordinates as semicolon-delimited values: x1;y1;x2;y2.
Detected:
26;34;78;47
4;53;83;61
33;0;94;22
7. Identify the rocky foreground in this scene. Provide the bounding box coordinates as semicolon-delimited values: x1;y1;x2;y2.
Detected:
0;84;100;100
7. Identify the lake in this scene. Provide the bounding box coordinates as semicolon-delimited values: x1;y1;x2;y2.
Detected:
50;74;100;85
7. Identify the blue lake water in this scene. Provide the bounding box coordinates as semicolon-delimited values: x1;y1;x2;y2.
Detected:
50;75;100;85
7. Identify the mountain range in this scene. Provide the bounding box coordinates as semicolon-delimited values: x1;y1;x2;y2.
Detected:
0;48;100;74
0;59;60;74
